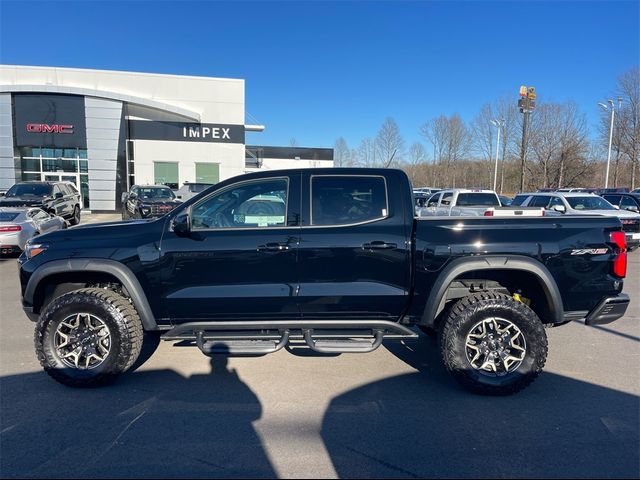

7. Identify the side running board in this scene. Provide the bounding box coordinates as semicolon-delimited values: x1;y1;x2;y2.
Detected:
163;320;417;356
303;328;384;353
196;330;290;355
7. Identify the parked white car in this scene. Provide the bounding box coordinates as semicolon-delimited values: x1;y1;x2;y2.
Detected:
418;189;502;216
515;192;640;249
174;182;215;201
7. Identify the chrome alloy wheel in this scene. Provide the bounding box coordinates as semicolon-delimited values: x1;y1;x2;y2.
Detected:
54;313;111;369
465;317;527;377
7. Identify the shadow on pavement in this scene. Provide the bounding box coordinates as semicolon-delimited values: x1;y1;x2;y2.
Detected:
0;355;275;479
320;338;640;478
1;339;638;478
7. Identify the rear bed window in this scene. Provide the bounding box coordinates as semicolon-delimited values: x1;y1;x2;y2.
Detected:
456;193;500;206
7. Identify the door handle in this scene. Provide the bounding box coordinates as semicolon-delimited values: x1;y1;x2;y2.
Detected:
362;241;397;250
257;242;290;252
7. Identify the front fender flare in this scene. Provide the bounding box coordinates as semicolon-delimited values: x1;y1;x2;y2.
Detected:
24;258;158;330
420;255;564;327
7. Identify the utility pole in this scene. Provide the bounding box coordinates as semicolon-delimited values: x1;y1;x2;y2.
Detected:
518;85;536;192
490;119;504;191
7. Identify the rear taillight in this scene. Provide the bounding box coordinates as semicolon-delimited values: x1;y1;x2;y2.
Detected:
484;210;494;216
0;225;21;233
610;231;627;278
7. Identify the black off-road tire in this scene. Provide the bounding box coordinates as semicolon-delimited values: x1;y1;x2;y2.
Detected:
439;292;548;396
35;288;143;387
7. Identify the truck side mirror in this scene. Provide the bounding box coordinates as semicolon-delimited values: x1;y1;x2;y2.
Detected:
172;212;191;237
55;192;64;199
626;205;639;213
551;205;566;213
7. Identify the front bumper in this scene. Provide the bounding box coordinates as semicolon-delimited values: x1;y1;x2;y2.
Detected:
585;294;630;326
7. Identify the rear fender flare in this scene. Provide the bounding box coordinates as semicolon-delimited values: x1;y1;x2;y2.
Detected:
420;255;564;327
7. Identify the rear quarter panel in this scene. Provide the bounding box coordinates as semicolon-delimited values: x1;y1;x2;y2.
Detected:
409;216;624;320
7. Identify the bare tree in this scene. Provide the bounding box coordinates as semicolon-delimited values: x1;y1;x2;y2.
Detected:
420;115;448;164
408;142;426;165
471;103;495;162
528;101;590;189
289;138;298;147
493;96;519;193
333;137;350;167
617;68;640;188
354;137;377;167
375;117;405;167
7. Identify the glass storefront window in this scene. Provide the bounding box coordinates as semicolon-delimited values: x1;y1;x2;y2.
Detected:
21;158;40;171
17;148;90;208
154;162;179;190
21;172;42;182
42;158;78;172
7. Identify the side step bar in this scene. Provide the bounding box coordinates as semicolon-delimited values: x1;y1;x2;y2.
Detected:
163;320;417;356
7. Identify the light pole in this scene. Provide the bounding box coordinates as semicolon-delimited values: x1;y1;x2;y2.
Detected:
598;98;623;189
490;118;504;191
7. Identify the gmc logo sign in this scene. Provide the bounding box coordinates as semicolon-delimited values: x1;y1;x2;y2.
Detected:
26;123;74;134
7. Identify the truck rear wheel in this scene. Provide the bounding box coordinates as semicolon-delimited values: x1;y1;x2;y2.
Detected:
439;292;547;395
35;288;143;387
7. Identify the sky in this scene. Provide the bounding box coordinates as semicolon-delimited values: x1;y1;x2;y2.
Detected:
1;0;638;151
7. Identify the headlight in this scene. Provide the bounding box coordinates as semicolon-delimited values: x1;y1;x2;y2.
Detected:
25;243;48;259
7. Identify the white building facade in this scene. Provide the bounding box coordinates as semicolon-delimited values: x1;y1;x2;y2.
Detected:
0;65;333;211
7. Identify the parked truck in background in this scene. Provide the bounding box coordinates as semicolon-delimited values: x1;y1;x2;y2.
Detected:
19;168;630;395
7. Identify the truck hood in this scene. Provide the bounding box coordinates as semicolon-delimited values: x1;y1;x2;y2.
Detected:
30;217;161;249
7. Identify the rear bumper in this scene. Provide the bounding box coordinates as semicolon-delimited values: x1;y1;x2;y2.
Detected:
585;294;630;326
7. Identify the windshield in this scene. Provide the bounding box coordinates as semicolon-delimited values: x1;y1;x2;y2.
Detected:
456;193;500;206
138;187;175;199
5;183;52;197
0;212;20;222
566;196;615;210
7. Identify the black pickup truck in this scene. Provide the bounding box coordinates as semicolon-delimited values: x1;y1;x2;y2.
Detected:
19;168;630;395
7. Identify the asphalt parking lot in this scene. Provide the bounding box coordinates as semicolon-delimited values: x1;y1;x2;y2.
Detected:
0;216;638;479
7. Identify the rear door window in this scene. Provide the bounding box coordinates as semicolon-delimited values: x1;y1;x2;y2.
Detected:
528;196;552;208
311;176;388;226
511;195;530;206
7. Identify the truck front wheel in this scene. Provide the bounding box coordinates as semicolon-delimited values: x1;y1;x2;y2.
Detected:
439;292;548;395
35;288;144;387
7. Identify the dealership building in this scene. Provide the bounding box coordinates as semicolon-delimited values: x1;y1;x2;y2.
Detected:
0;65;333;211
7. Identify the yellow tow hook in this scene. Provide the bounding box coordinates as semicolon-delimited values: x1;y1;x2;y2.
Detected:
513;293;531;306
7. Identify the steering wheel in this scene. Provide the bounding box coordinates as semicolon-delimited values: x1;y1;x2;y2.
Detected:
214;212;232;228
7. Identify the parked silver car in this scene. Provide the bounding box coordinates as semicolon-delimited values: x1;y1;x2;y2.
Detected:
516;192;640;249
0;207;67;254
